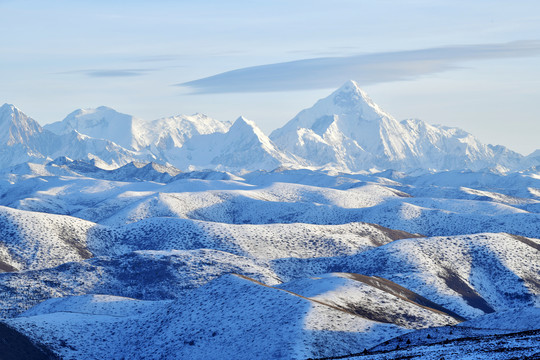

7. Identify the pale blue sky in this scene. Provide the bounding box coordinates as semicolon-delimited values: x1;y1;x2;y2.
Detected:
1;0;539;154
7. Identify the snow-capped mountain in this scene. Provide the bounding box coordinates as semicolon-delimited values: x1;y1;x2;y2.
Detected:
1;84;539;360
5;80;539;172
0;103;157;169
270;80;527;172
45;106;146;151
50;130;155;168
166;116;301;171
45;107;231;154
0;104;46;147
140;113;230;151
0;103;56;166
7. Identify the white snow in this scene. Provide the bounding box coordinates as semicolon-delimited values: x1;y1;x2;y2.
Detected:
0;83;538;359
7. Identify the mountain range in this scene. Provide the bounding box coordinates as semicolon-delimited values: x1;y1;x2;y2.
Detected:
2;80;537;172
1;81;539;359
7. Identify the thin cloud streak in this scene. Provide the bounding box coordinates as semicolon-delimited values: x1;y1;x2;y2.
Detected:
178;41;540;94
86;69;148;77
59;68;153;78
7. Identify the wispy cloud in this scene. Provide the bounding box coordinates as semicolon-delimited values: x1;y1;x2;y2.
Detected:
133;55;179;63
59;68;153;78
86;69;150;77
178;41;540;94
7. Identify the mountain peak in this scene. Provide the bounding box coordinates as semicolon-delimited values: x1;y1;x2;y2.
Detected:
231;116;256;129
328;80;390;119
272;81;395;140
270;81;531;172
45;106;144;150
64;106;122;120
96;105;114;111
0;104;44;146
333;80;371;104
336;79;362;93
1;103;16;112
228;116;268;139
0;103;24;122
228;116;272;146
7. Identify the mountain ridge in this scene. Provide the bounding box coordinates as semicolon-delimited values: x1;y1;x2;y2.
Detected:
270;80;529;172
2;81;538;172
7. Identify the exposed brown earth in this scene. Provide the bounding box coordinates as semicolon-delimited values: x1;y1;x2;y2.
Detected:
343;273;466;322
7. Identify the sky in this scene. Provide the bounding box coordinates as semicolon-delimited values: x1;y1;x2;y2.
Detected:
1;0;539;155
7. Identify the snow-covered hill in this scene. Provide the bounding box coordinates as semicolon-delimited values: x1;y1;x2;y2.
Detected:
3;230;538;359
0;249;281;318
364;308;540;359
1;163;538;237
4;275;409;360
270;233;540;319
0;204;420;274
0;206;97;271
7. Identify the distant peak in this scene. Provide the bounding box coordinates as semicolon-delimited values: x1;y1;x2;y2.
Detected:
1;103;16;110
75;106;118;115
0;103;22;117
335;80;371;99
190;112;209;118
332;80;373;106
229;116;273;143
232;116;257;129
338;80;362;92
321;80;394;121
0;103;31;122
96;106;114;111
64;106;122;118
0;103;43;145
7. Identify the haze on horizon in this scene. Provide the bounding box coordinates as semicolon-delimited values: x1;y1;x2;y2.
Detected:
1;0;539;155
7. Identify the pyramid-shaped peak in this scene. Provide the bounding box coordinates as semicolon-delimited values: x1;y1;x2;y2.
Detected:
337;80;363;93
0;103;37;126
272;81;395;137
0;103;44;145
233;115;255;126
229;116;261;133
0;103;25;120
228;116;268;142
0;104;15;122
227;116;278;150
1;103;16;111
330;80;379;110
